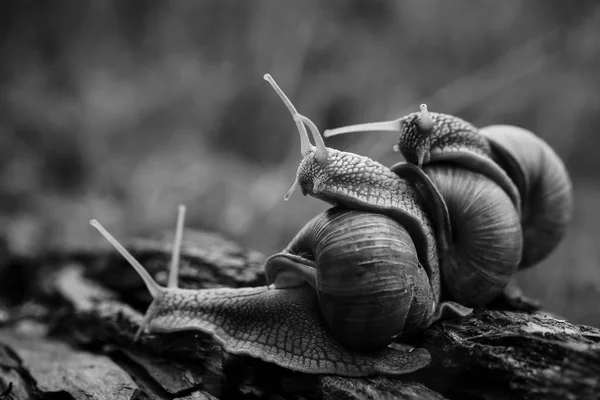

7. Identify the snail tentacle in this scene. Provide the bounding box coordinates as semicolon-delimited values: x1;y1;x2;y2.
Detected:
294;113;328;163
90;218;166;340
263;74;311;157
323;118;402;137
167;204;186;288
90;219;163;299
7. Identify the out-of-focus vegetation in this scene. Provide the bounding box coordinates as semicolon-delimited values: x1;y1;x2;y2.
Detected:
0;1;599;326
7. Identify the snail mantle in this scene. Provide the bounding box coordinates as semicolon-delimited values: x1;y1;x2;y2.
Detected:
0;228;598;400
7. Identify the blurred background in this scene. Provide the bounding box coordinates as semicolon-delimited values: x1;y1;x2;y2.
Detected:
0;0;599;326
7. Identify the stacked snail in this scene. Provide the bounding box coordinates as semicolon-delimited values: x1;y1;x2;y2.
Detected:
89;74;573;378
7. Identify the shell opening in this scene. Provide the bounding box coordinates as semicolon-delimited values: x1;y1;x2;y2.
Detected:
167;204;187;288
263;73;312;157
90;219;163;299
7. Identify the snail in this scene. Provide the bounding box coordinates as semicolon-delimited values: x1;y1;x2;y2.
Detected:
88;74;530;378
323;105;573;268
90;206;434;377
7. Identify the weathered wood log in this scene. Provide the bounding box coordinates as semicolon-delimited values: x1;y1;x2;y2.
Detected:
0;229;599;399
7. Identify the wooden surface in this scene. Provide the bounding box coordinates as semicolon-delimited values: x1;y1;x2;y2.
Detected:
0;229;598;399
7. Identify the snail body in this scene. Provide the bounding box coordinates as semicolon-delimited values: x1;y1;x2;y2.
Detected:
90;207;433;377
324;105;573;270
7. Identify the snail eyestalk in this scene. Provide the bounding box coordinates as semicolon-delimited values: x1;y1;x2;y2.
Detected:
90;218;166;341
263;73;312;157
323;118;402;138
90;219;163;299
417;104;434;134
167;204;187;288
294;114;328;163
284;175;301;201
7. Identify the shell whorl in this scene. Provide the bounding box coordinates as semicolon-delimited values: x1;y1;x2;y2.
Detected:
277;207;436;351
422;164;523;307
480;125;573;268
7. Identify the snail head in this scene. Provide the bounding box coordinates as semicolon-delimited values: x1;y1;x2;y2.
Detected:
263;74;399;205
395;104;435;167
322;103;436;168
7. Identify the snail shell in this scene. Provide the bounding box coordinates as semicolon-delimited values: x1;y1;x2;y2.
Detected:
420;163;522;306
324;105;573;270
480;125;573;267
266;207;435;351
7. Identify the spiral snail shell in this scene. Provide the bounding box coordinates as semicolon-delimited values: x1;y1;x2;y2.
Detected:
266;207;433;351
88;74;571;378
479;125;573;267
324;104;573;271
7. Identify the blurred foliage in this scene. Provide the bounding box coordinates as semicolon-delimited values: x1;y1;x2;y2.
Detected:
0;0;599;326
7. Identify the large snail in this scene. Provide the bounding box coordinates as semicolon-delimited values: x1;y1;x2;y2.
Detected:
88;75;571;378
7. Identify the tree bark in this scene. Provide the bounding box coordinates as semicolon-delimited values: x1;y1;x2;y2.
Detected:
0;229;598;400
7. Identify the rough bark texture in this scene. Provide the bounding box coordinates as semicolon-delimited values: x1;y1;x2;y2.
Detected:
0;229;598;399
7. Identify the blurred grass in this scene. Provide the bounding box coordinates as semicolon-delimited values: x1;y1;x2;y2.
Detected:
0;0;599;326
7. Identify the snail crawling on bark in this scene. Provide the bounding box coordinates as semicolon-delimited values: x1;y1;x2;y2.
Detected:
89;75;572;378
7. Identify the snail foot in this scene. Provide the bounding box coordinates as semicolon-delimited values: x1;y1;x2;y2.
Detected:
432;301;473;323
487;281;542;312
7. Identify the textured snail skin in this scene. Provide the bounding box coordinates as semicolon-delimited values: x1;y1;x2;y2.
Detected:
143;283;431;376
